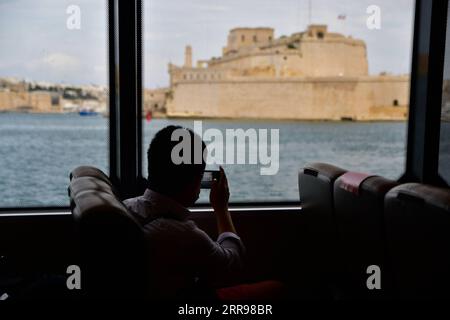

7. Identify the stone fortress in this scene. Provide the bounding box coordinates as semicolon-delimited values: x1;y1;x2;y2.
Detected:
165;25;410;121
0;25;411;121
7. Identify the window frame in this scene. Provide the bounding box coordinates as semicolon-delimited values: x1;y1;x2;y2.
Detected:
108;0;144;200
401;0;449;187
3;0;449;214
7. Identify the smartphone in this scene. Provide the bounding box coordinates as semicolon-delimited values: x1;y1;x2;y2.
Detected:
201;170;220;189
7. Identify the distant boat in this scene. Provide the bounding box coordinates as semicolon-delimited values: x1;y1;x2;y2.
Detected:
79;108;98;116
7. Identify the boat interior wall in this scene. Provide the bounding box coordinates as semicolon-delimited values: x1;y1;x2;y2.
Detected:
1;163;450;300
385;183;450;299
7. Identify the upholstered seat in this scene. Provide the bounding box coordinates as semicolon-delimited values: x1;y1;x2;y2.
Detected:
69;166;148;299
334;172;398;298
298;163;346;296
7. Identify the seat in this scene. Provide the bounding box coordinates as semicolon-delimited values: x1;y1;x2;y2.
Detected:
297;163;346;296
333;172;398;299
69;166;149;299
384;183;450;299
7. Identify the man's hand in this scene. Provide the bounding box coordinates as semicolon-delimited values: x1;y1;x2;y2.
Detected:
210;167;237;235
209;166;230;213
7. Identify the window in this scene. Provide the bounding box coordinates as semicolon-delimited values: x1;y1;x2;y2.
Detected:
0;1;108;208
141;0;415;203
439;1;450;184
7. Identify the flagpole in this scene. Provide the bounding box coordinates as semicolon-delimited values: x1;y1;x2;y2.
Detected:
308;0;312;25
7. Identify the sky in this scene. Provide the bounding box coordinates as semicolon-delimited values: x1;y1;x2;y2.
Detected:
0;0;416;88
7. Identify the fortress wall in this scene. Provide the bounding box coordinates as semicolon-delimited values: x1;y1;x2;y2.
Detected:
0;91;30;110
210;40;368;78
29;92;54;112
212;54;302;77
166;77;409;121
359;77;410;107
300;41;368;77
172;68;227;83
0;91;55;112
0;91;13;110
354;77;409;120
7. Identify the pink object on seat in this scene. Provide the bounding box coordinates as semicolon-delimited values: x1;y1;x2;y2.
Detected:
216;280;285;300
338;172;375;196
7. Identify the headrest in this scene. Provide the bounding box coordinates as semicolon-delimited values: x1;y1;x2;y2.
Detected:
70;166;112;185
337;172;376;196
69;166;140;228
71;189;131;223
68;176;113;199
301;163;347;182
386;183;450;212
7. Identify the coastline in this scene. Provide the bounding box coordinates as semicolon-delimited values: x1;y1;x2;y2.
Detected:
0;110;408;123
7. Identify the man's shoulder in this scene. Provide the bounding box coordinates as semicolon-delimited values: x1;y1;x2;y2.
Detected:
122;195;151;225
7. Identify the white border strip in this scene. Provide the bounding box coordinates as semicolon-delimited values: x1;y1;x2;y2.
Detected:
0;207;302;217
0;211;71;217
191;206;302;213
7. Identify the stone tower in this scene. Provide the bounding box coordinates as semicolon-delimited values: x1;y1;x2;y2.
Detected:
184;45;192;68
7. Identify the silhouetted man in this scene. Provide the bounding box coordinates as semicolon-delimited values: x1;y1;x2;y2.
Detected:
124;125;244;299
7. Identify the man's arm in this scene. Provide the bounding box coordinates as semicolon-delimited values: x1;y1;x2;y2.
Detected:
196;166;244;285
190;222;244;286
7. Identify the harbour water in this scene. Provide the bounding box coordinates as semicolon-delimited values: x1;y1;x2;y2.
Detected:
0;113;407;207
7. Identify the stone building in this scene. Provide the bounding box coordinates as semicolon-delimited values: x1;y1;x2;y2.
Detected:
0;90;60;113
165;25;409;121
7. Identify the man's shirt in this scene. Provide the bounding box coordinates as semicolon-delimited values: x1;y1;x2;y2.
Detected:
124;189;244;298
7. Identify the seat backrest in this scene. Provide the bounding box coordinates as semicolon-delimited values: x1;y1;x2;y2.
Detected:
298;163;346;295
70;166;112;186
334;172;398;298
299;162;347;217
384;183;450;299
69;166;148;299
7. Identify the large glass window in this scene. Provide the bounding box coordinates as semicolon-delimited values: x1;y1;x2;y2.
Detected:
439;0;450;184
143;0;415;203
0;1;108;207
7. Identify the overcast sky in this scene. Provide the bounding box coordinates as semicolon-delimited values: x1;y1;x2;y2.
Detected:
0;0;415;88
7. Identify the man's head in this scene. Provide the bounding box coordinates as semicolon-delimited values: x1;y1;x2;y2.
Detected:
147;125;206;206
